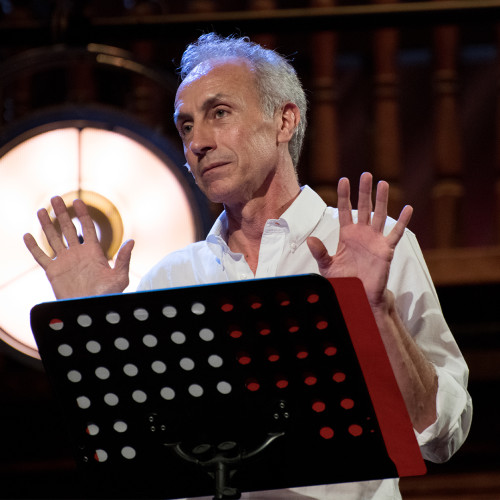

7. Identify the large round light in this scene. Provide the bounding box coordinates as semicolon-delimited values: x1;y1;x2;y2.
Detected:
0;110;208;359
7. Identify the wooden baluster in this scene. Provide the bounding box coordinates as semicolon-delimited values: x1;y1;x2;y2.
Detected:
496;25;500;244
308;0;338;206
188;0;216;13
432;22;463;249
372;0;402;218
126;1;168;129
248;0;278;49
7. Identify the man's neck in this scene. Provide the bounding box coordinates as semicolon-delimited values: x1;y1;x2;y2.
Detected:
225;182;301;274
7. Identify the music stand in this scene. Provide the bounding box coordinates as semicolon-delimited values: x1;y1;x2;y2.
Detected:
30;274;426;499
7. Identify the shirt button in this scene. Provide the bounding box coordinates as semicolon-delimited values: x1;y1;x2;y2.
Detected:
240;273;247;279
290;243;297;252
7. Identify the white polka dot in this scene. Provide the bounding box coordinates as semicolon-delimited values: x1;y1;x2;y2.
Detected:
113;421;128;433
151;360;167;374
143;334;158;347
188;384;204;397
134;308;149;321
217;381;232;395
121;446;136;460
106;312;120;324
162;305;177;318
49;319;64;331
160;387;175;400
104;393;119;406
191;302;206;315
94;449;108;462
114;337;129;350
86;340;101;354
199;328;214;341
180;357;195;371
87;423;99;436
77;396;91;409
132;390;147;403
95;367;110;380
58;344;73;357
77;314;92;327
67;370;82;383
123;364;138;377
171;331;186;345
208;355;223;368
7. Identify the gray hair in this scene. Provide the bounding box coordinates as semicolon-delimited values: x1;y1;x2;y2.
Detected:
178;33;307;168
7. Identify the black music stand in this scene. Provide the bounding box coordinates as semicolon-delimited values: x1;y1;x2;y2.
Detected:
30;274;426;499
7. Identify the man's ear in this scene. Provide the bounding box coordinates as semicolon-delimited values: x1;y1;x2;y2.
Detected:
277;102;300;144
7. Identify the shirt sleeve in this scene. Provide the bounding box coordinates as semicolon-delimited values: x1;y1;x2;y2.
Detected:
388;229;473;463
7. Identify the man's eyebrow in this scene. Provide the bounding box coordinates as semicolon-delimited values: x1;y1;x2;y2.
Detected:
174;93;230;124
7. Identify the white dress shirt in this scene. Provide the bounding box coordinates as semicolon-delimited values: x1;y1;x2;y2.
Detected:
138;185;472;500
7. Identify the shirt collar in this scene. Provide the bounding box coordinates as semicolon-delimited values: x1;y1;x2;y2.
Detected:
206;185;327;250
278;185;327;248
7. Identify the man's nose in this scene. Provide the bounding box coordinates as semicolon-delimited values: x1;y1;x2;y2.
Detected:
189;124;215;156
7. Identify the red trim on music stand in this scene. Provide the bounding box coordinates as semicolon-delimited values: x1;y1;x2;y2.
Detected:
329;277;427;478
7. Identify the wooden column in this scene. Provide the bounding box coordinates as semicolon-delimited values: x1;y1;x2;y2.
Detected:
372;0;402;218
432;21;463;249
496;25;500;244
126;1;168;130
308;0;339;206
248;0;278;49
188;0;216;13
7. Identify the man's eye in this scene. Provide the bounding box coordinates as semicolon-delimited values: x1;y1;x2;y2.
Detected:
182;124;193;135
215;109;227;118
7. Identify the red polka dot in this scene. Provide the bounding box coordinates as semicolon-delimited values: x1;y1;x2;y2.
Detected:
320;427;334;439
333;372;346;383
324;346;337;356
312;401;326;413
304;375;317;386
221;303;234;312
307;293;319;304
349;424;363;437
341;398;354;410
276;379;289;389
316;320;328;330
246;380;260;392
237;354;251;365
229;329;242;339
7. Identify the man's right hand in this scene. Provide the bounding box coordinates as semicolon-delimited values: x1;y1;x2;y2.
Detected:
23;196;134;300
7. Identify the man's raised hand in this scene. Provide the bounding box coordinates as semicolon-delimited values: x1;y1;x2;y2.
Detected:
307;172;413;310
23;196;134;299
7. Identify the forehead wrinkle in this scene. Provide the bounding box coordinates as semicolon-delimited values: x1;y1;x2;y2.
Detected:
174;92;232;124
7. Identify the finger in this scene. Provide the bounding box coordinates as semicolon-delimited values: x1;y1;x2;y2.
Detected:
114;239;135;272
51;196;80;246
37;207;66;253
73;199;99;244
357;172;373;225
337;177;353;227
371;180;389;233
386;205;413;248
23;233;52;270
307;236;332;271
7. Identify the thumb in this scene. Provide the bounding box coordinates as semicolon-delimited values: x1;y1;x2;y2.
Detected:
114;239;135;273
307;236;332;269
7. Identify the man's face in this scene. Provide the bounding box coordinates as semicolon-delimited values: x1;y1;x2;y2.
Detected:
174;58;281;206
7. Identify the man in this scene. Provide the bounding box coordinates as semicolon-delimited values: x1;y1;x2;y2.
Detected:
24;33;472;499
